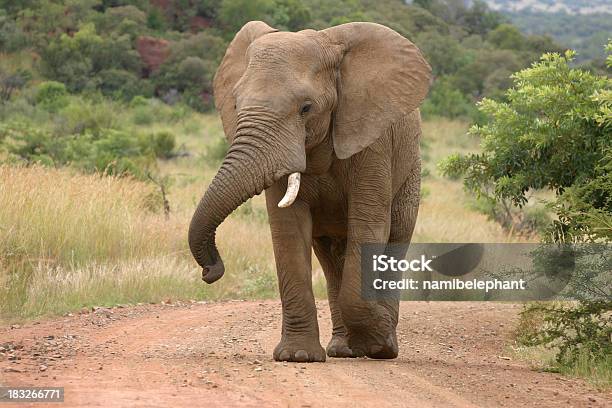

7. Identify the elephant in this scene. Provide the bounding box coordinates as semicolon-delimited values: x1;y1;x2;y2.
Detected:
188;21;432;362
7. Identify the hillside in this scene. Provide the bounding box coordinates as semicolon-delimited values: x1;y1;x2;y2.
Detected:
485;0;612;14
1;0;563;122
479;0;612;62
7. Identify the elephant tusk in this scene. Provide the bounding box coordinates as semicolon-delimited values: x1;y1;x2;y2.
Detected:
277;172;301;208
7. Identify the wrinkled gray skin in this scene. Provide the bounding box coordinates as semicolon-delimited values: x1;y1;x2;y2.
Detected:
189;21;431;362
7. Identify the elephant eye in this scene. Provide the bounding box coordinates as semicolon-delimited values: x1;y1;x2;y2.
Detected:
300;103;312;115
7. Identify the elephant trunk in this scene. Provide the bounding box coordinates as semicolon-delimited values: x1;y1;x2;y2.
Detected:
188;141;271;283
188;111;303;283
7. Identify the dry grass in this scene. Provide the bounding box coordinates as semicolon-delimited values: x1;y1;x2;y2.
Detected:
0;164;274;321
0;165;182;264
414;179;524;243
416;118;533;243
1;114;532;321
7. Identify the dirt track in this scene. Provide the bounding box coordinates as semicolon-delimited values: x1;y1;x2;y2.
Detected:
1;301;609;407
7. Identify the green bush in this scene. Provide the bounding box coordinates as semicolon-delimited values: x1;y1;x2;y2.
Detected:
36;81;69;112
97;69;153;101
146;131;176;159
421;78;477;119
218;0;274;35
152;31;226;111
440;48;612;242
518;301;611;382
0;11;28;52
40;23;141;93
441;45;612;385
57;97;120;136
129;95;150;108
131;106;155;125
0;121;156;179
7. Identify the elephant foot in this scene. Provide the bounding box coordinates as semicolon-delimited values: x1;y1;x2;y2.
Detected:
348;329;399;359
273;336;326;363
326;334;364;358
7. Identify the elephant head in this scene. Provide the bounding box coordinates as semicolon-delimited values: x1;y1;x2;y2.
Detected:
189;21;431;283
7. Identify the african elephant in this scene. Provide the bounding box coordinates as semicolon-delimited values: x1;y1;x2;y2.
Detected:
189;21;431;362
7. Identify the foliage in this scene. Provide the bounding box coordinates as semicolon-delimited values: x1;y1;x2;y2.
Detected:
1;0;567;117
0;68;29;102
148;131;176;159
518;301;611;378
487;23;524;51
152;31;226;111
0;120;160;179
35;81;69;111
0;10;29;52
440;49;612;242
421;77;477;119
507;10;612;62
97;69;153;101
40;23;142;92
218;0;273;35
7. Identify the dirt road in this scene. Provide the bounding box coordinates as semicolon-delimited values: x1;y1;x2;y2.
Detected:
1;301;609;407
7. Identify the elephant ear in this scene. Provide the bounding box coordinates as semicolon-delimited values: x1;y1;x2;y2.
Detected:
213;21;277;142
322;22;432;159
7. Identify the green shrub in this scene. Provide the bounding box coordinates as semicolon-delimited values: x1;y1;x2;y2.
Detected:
129;95;150;108
131;105;155;125
144;131;176;159
146;7;166;30
440;48;612;242
40;23;142;93
0;122;156;179
152;31;226;111
36;81;69;112
421;78;477;119
57;97;120;135
518;301;611;376
97;69;152;101
0;11;28;52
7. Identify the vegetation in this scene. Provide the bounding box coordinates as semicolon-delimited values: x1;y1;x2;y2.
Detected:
440;47;611;243
0;112;523;320
516;301;611;389
505;10;612;64
0;0;563;120
0;160;277;318
0;0;608;386
441;44;611;387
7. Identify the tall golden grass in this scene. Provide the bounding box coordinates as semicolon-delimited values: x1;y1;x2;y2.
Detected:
0;115;531;321
0;165;274;320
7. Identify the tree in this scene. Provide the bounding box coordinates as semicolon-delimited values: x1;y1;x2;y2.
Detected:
40;23;141;92
487;23;524;51
421;77;475;119
0;69;28;102
270;0;312;31
218;0;273;35
415;31;468;76
461;0;502;36
440;48;612;242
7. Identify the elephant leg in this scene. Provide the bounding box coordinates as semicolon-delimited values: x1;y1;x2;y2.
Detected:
380;175;420;330
338;161;399;359
313;237;363;358
265;181;326;363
